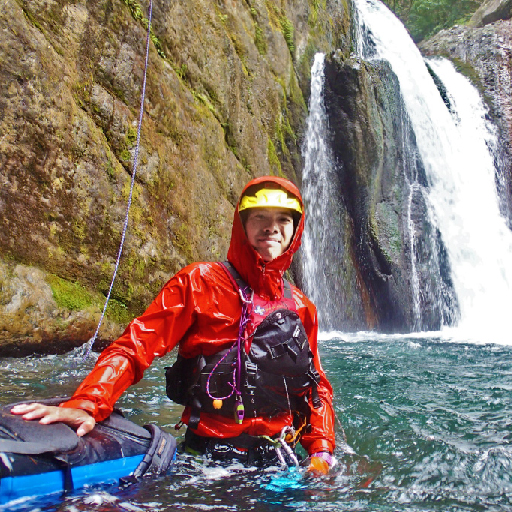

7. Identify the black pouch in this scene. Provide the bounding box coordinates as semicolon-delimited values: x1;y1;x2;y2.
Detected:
247;308;317;414
165;354;201;406
196;346;238;415
250;309;310;378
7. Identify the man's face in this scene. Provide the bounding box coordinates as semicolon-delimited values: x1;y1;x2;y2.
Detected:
244;208;295;262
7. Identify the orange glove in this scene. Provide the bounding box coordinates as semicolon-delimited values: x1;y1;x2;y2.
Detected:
306;451;333;476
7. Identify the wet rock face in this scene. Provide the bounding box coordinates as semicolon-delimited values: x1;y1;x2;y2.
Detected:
0;259;120;357
321;56;457;332
322;58;416;331
0;0;349;353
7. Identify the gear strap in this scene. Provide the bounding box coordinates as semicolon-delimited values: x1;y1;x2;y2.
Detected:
219;261;293;300
131;424;177;478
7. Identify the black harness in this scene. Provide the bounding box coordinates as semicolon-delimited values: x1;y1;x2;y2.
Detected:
166;262;321;430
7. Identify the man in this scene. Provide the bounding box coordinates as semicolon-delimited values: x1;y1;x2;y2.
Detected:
12;176;335;474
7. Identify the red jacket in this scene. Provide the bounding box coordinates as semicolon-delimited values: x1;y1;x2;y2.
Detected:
62;176;335;455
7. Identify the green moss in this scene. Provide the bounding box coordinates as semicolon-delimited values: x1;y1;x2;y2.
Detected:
121;0;166;58
193;91;220;120
106;158;115;181
72;218;86;242
22;7;44;32
265;1;281;29
125;253;148;280
121;180;142;203
174;223;194;262
272;74;302;170
72;81;92;110
308;0;320;26
264;2;295;57
126;125;137;146
204;84;219;104
46;274;94;311
450;57;488;101
275;115;291;162
105;297;133;324
111;85;126;102
121;0;144;20
0;263;16;307
280;17;295;56
120;149;131;161
46;273;134;324
175;63;188;80
229;35;249;75
53;45;64;57
297;39;317;85
254;24;267;56
149;33;166;58
267;138;282;175
118;125;139;162
288;68;307;111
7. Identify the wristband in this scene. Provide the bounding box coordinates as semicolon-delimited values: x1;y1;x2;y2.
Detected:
310;451;334;467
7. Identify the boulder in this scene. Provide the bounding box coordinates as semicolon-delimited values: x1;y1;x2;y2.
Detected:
469;0;512;27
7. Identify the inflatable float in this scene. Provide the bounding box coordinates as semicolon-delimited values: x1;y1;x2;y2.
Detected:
0;398;177;505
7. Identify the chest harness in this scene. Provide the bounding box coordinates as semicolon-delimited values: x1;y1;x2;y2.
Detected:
165;262;322;431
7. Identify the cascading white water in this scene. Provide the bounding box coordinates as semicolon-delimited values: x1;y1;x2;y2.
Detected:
353;0;512;343
301;53;339;329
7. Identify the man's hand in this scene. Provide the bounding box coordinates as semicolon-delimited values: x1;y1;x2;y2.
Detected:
10;403;96;437
306;451;334;476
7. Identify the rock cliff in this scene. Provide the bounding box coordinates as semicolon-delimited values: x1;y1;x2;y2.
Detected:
0;0;349;355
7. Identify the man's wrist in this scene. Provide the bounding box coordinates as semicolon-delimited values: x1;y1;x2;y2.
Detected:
310;451;334;467
59;399;96;417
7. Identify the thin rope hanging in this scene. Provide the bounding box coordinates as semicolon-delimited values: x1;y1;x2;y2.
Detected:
79;0;153;361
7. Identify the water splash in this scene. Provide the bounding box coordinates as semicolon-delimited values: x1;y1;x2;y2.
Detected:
352;0;512;344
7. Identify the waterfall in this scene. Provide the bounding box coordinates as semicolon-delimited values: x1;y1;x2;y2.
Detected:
349;0;512;343
301;53;339;330
301;0;512;341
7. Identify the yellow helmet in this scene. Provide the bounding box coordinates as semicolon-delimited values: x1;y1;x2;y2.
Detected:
239;188;302;214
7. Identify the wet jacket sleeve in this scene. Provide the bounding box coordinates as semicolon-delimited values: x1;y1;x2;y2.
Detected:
61;267;199;421
297;295;336;456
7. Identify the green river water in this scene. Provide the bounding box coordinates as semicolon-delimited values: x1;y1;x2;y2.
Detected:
2;333;511;511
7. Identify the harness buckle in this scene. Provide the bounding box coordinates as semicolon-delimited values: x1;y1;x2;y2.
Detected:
245;361;257;374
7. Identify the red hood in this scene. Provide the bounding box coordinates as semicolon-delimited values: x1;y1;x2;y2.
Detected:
227;176;304;300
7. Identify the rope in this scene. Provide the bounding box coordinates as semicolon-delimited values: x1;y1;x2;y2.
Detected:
205;342;237;401
78;0;154;361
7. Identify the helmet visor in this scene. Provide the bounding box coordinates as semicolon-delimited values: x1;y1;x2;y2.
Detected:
238;188;302;214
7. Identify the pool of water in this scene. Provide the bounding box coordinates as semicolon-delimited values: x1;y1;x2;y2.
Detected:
2;333;512;511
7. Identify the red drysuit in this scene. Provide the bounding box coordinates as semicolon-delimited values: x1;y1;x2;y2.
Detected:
62;176;335;455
